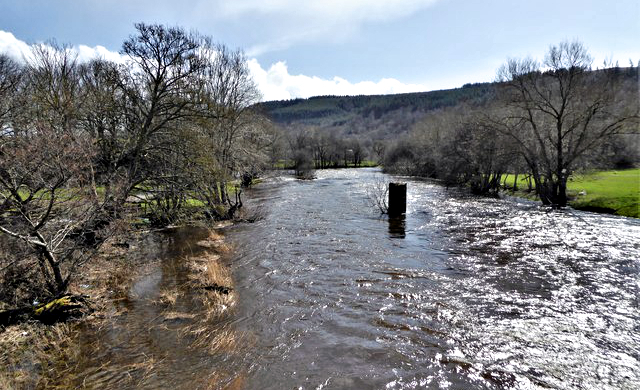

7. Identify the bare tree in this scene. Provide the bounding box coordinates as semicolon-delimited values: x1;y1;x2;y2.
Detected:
287;129;315;178
0;125;103;298
366;174;389;214
117;23;206;199
24;42;85;134
448;118;514;195
188;42;264;217
78;59;129;210
196;42;261;169
496;41;639;206
349;138;364;167
0;54;22;130
311;129;331;169
0;45;118;301
372;140;386;165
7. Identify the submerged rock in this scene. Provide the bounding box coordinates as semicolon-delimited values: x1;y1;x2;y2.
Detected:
201;284;233;295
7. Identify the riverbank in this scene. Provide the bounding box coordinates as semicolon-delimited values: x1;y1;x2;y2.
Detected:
503;169;640;218
0;231;140;388
0;223;238;389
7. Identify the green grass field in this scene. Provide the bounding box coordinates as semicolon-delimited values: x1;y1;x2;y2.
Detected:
503;169;640;218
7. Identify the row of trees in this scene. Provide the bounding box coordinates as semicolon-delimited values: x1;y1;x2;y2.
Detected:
284;127;372;177
384;41;639;206
0;24;277;303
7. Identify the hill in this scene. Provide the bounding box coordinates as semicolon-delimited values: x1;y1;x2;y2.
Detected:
256;82;494;139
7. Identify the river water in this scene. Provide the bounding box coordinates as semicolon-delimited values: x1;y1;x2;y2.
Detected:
227;168;639;389
71;168;639;389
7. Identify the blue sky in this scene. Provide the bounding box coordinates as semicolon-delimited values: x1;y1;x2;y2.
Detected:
0;0;638;101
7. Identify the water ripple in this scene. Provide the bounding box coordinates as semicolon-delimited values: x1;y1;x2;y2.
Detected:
227;169;638;389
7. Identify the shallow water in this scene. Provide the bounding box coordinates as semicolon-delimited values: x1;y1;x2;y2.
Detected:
70;168;639;389
69;227;245;389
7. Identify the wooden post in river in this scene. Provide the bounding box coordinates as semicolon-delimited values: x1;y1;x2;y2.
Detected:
388;182;406;217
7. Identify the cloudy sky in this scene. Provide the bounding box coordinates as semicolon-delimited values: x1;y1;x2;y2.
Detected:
1;0;638;101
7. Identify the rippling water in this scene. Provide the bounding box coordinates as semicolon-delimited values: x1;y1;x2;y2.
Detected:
228;168;640;389
66;168;639;389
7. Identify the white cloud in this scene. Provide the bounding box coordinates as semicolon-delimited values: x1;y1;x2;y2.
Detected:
0;30;129;65
0;31;32;61
247;59;426;101
76;45;127;64
0;30;427;102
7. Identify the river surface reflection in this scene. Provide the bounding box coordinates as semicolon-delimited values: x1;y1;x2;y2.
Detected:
66;168;639;389
228;168;640;389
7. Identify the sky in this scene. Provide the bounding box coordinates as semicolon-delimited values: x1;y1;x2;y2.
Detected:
0;0;638;101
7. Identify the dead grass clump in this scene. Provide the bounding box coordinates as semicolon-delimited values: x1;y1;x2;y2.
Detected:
205;256;233;289
71;251;128;297
187;323;239;355
207;230;225;242
201;290;235;320
180;229;244;364
155;288;183;306
0;322;80;389
187;252;236;319
63;232;147;324
198;229;233;253
0;373;16;390
0;324;38;388
66;256;135;323
212;221;234;229
162;311;196;321
196;230;225;249
188;253;233;290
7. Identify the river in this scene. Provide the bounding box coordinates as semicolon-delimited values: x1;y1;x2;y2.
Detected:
72;168;640;389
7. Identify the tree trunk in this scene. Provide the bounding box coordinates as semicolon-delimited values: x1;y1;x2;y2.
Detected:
532;171;552;205
38;246;66;295
557;176;568;207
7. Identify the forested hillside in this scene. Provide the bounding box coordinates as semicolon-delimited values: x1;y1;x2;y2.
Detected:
257;82;493;138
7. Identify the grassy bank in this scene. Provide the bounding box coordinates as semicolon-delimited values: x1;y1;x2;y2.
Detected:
503;169;640;218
